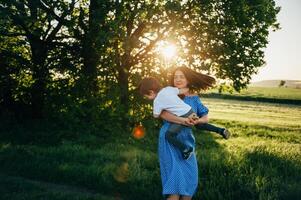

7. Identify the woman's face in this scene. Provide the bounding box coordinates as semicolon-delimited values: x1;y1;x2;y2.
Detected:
173;70;188;89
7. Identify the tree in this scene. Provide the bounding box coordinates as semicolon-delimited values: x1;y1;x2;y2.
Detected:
279;80;286;87
0;0;77;118
93;0;280;113
0;34;31;117
76;1;173;117
72;0;113;97
0;0;280;122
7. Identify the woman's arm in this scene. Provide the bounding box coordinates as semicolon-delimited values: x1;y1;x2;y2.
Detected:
160;110;194;126
192;95;210;125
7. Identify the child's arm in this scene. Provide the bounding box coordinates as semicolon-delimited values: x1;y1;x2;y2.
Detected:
160;110;194;126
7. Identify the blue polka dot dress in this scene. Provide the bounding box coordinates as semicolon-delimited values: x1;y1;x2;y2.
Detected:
158;96;208;197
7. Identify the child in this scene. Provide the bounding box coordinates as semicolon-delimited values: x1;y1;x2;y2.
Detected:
138;77;198;159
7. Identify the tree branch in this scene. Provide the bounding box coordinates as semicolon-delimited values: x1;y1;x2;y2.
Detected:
130;22;147;41
132;31;164;66
39;0;65;24
126;3;138;37
42;0;76;42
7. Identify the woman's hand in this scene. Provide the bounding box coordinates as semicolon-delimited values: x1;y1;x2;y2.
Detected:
160;110;194;126
181;117;195;126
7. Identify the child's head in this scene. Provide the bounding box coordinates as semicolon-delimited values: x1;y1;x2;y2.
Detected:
138;77;161;100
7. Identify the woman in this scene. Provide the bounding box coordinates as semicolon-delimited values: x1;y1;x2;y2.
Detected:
169;67;230;139
158;66;230;200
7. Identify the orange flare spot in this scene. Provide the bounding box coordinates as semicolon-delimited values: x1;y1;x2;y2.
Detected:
132;124;145;139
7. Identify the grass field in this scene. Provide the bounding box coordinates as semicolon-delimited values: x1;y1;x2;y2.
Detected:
207;86;301;102
1;88;301;200
226;86;301;100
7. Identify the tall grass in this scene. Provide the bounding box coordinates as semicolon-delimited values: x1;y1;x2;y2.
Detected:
1;98;301;199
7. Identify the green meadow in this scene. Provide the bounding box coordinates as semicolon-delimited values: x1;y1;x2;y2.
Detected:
1;88;301;200
220;86;301;100
206;86;301;105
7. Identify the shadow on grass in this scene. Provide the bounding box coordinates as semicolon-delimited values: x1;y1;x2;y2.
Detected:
193;129;301;200
194;130;234;200
1;126;300;200
0;174;116;200
0;133;161;200
243;147;301;200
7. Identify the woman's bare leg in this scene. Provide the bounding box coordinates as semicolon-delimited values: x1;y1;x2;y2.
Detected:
167;194;180;200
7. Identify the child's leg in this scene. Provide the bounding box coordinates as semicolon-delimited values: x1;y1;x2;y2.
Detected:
195;123;224;134
165;123;187;152
166;123;194;159
165;109;195;151
166;109;196;159
196;123;230;139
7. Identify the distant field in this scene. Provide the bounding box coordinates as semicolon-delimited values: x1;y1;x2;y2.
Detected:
1;97;301;199
206;86;301;104
250;80;301;88
234;86;301;100
202;98;301;128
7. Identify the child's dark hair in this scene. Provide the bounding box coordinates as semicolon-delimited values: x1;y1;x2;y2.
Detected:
138;77;162;95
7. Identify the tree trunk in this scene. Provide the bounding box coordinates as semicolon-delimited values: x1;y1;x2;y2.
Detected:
82;39;98;96
30;39;48;119
0;66;15;115
117;65;130;128
117;67;129;113
81;0;107;96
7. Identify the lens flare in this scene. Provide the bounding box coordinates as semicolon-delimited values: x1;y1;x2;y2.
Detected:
132;124;145;139
113;162;129;183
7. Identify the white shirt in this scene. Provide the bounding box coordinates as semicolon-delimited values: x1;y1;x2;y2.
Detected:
153;86;191;118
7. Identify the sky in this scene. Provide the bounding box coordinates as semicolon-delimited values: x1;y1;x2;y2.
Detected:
251;0;301;82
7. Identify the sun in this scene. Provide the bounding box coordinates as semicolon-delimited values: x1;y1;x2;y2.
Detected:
162;44;177;59
157;41;177;60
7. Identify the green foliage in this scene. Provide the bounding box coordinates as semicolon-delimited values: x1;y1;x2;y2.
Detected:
0;0;280;138
218;83;235;94
0;0;80;118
